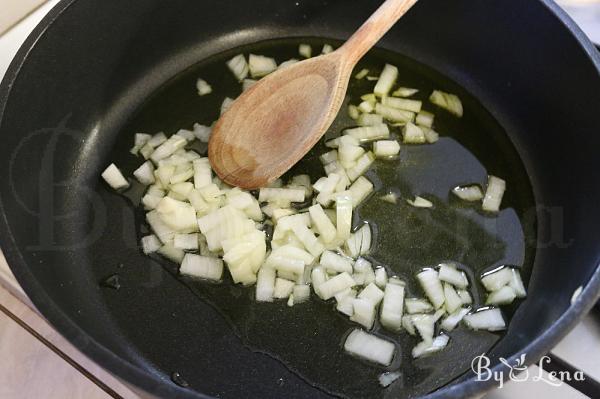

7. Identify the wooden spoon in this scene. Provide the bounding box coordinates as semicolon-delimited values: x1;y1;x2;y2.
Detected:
209;0;419;189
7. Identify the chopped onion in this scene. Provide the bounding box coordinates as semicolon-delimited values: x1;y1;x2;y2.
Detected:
482;175;506;212
348;104;360;120
486;285;517;306
151;135;187;163
358;100;375;113
309;204;337;243
336;193;353;240
278;58;299;70
379;371;401;387
346;152;375;181
265;254;305;276
146;210;176;243
348;176;374;208
407;196;433;208
130;133;152;155
291;224;325;258
452;184;484;201
374;64;398;97
380;192;398;204
440;307;471;331
336;288;357;316
350;297;377;329
373;140;401;158
430;90;463;117
463;308;506;331
380;283;404;332
320;250;353;274
403;122;426;144
248;54;277;78
358;283;385;306
416;269;445;309
141;234;161;254
227;54;249;81
354;68;369;80
392;87;418;97
139;143;155;159
259;188;305;204
438;263;469;289
148;132;167;147
345;224;372;258
357;113;384;127
344;329;395;366
375;103;415;124
509;268;527;298
220;97;234;115
345;124;390;143
242;79;257;91
192;123;212;143
174;233;199;250
382;97;422;113
321;44;334;54
256;267;276;302
156;197;198;232
274;278;295;299
311;266;328;298
101;163;129;190
196;78;212;96
412;313;437;342
133;161;155;185
158;242;185;263
319;272;356;300
180;253;223;281
412;334;450;358
404;298;433;314
319;150;338;165
293;284;311;303
424;129;439;144
457;289;473;305
415;111;435;128
444;283;463;313
299;44;312;58
374;268;388;289
481;266;512;292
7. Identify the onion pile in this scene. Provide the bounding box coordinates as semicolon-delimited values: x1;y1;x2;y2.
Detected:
101;44;525;380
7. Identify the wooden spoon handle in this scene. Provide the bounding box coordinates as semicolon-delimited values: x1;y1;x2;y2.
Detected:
339;0;419;65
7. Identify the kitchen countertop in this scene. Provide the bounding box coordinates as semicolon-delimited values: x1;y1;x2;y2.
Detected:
0;1;599;398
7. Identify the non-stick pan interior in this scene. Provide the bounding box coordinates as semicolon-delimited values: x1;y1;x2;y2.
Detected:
1;1;600;398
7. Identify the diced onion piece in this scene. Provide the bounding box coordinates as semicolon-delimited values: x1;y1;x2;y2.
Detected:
180;253;223;281
265;254;305;276
348;104;360;120
336;288;357;316
133;161;155;185
509;268;527;298
457;289;473;305
411;313;437;342
412;334;450;358
192;124;212;143
416;111;435;128
221;97;234;115
346;152;375;181
373;140;400;158
249;54;277;78
321;44;334;54
358;113;384;126
156;197;198;232
175;128;196;141
292;284;310;303
271;245;314;265
278;58;299;70
299;44;312;58
358;101;375;113
255;267;276;302
353;258;375;287
350;297;377;329
242;79;257;91
374;64;398;97
291;224;325;258
319;272;356;300
151;135;187;163
452;184;484;201
320;150;338;166
345;224;372;258
338;137;365;168
380;283;404;332
382;97;422;113
344;124;390;142
196;78;212;96
403;122;426;144
130;133;152;155
146;210;176;243
463;308;506;331
358;283;385;306
140;143;155;159
354;68;369;80
259;188;305;204
430;90;463;117
481;266;512;291
407;196;433;208
438;263;469;289
141;234;161;254
102;164;129;190
273;278;295;299
174;233;199;250
227;54;249;81
374;268;388;289
314;173;341;194
379;371;401;387
482;175;506;212
158;242;185;263
320;250;353;274
424;129;439;144
309;204;337;243
375;103;415;123
344;329;395;366
380;192;398;204
441;307;471;331
444;283;463;313
148;132;167;147
392;87;418;97
336;193;353;240
311;266;328;298
486;285;517;306
404;298;434;314
416;269;445;309
402;315;417;335
361;93;377;102
170;182;194;198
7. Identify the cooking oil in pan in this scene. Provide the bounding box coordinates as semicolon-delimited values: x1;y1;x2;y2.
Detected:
119;38;536;398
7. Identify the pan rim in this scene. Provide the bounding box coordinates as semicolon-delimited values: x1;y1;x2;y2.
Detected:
0;0;599;398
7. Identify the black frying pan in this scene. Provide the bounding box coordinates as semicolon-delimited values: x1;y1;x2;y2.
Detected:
1;0;600;398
